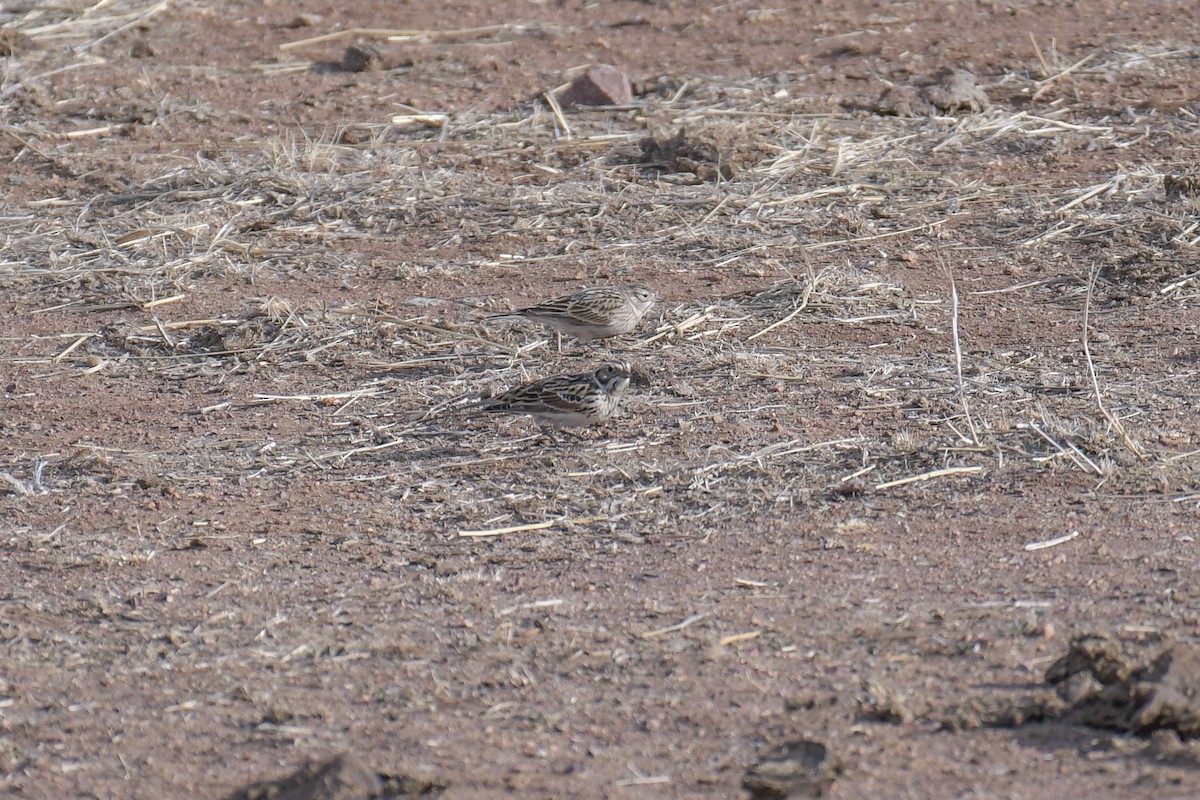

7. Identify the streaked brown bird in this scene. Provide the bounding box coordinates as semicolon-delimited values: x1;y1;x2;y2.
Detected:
487;285;657;346
468;361;635;433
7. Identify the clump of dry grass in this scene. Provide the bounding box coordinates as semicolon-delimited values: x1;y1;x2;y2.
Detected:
1;0;172;50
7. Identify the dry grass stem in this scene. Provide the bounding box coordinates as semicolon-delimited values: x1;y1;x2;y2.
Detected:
542;91;572;140
1023;530;1080;551
1027;420;1104;476
641;613;707;639
746;269;821;341
947;264;978;444
1082;263;1145;461
458;520;556;537
719;631;763;646
875;466;984;491
279;22;549;51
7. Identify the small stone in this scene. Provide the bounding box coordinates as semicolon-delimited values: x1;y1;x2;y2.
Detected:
285;13;323;28
559;65;633;107
261;705;294;725
337;126;373;146
667;379;696;398
342;44;381;73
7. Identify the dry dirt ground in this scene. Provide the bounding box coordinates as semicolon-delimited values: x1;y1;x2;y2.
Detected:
3;1;1200;798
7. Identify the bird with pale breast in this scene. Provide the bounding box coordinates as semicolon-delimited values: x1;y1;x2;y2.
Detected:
466;361;637;434
487;285;657;346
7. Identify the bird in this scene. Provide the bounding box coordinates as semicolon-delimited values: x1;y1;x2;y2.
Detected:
487;285;657;347
467;361;635;434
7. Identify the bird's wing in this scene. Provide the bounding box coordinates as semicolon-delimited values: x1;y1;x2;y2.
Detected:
545;376;594;406
514;297;571;317
478;376;578;413
488;296;570;320
564;298;614;325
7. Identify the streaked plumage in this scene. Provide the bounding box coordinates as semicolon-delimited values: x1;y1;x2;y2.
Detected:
488;285;657;344
470;361;633;431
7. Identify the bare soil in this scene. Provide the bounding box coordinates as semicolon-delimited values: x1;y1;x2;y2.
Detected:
3;1;1200;798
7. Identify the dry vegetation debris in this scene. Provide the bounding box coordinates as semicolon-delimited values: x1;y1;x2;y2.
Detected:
938;635;1200;744
4;40;1200;532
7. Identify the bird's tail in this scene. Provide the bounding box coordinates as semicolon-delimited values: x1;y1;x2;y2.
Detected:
410;393;487;423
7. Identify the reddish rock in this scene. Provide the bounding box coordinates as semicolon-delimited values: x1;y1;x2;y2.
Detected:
559;65;633;107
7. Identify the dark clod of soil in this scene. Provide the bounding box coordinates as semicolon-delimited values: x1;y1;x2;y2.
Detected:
1116;645;1200;737
639;128;736;180
342;44;383;73
558;65;633;107
924;69;989;112
877;84;929;117
1046;633;1133;686
629;362;655;387
743;739;840;800
130;39;155;58
878;69;989;116
943;638;1200;739
939;690;1065;732
1144;730;1200;768
225;752;445;800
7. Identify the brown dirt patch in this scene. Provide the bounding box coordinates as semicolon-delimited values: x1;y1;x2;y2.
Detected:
3;1;1200;798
